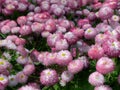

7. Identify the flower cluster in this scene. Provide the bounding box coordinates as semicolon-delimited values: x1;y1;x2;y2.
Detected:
0;0;120;90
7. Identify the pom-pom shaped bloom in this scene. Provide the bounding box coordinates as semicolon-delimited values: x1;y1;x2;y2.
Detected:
98;6;113;20
88;71;105;86
88;44;104;59
20;25;32;36
61;71;74;82
40;69;58;86
47;33;62;47
55;39;69;51
45;19;56;32
94;85;112;90
8;75;18;86
1;25;11;34
71;28;84;39
16;72;28;84
43;53;57;66
56;50;73;66
68;59;84;74
17;56;28;65
78;56;89;68
0;74;8;87
17;16;27;26
31;22;44;32
84;27;97;39
64;32;78;44
23;64;35;76
18;85;39;90
102;40;120;57
96;57;115;74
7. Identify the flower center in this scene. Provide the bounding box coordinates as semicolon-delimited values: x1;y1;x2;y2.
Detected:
0;61;4;65
0;77;4;81
62;53;66;56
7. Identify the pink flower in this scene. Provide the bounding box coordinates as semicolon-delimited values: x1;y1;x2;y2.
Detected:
64;32;78;44
98;6;113;20
56;50;73;66
8;75;18;86
45;19;56;33
23;64;35;76
47;33;63;47
84;27;97;39
61;71;74;82
55;39;69;51
94;85;112;90
68;59;84;74
88;44;104;59
20;25;32;36
31;22;44;32
17;16;27;26
43;53;57;66
18;85;39;90
40;69;58;86
1;25;11;34
0;74;8;87
88;71;105;86
71;28;84;39
102;40;120;57
17;56;28;65
16;72;28;84
96;57;115;74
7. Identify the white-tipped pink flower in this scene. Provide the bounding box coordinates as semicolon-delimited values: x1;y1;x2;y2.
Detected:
78;56;89;68
64;32;78;44
47;33;63;47
55;39;69;51
84;27;97;39
88;44;104;59
17;16;27;26
94;85;112;90
0;74;8;87
20;25;32;36
96;57;115;74
11;27;20;34
88;71;105;86
31;22;44;32
45;19;56;32
8;75;18;86
40;69;58;86
43;53;57;66
102;40;120;57
61;71;74;83
23;64;35;76
1;25;11;34
17;56;28;65
98;6;113;20
16;72;28;84
68;59;84;74
71;28;84;39
18;85;39;90
56;50;73;66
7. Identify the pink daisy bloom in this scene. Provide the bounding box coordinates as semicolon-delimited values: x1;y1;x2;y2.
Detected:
68;59;84;74
61;71;74;82
88;71;105;86
94;85;112;90
88;44;104;59
18;85;39;90
96;57;115;74
23;64;35;76
56;50;73;66
16;72;28;84
40;69;59;86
